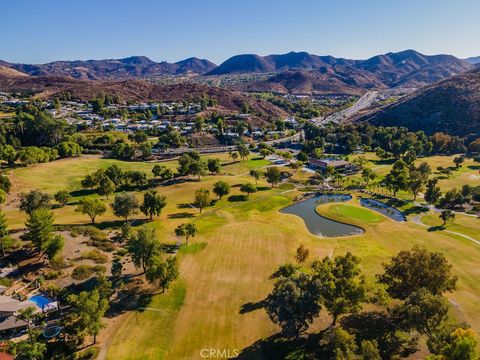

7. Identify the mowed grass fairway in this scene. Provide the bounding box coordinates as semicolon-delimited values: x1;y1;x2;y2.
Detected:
349;153;480;197
5;155;480;359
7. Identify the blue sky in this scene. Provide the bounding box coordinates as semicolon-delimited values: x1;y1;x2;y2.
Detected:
1;0;479;64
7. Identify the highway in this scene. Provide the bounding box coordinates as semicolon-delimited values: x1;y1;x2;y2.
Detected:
315;90;379;126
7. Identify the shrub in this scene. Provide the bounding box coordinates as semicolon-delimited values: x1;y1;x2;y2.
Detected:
71;265;94;280
44;270;63;280
63;225;114;252
75;346;100;360
81;249;108;264
92;265;106;274
71;264;106;280
115;248;128;257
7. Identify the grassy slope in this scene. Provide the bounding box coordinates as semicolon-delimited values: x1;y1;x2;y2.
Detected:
4;154;480;359
349;153;480;199
420;212;480;240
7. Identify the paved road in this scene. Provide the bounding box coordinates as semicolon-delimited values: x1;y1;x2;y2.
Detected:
315;91;379;126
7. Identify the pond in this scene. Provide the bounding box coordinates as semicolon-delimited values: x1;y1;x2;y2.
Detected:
359;198;406;222
280;194;364;237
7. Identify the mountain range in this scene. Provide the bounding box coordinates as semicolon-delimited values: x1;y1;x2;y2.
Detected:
0;50;475;95
211;50;475;94
0;56;217;80
355;67;480;137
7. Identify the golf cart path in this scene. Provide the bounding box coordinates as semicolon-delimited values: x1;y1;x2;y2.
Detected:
411;214;480;245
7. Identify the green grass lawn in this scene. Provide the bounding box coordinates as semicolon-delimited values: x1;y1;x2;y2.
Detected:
420;212;480;240
107;280;186;360
348;153;480;200
4;153;480;359
319;203;384;223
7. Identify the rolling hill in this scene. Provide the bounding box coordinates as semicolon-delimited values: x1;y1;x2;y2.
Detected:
0;56;217;80
208;50;474;94
0;70;286;125
355;68;480;136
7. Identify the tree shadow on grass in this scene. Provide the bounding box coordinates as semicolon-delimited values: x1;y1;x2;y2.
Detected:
468;165;480;170
428;225;445;232
341;311;418;359
107;280;153;317
161;244;180;254
177;203;193;209
228;195;248;202
404;205;429;216
257;186;270;191
236;332;327;360
94;219;148;230
69;189;96;197
167;212;194;219
239;299;267;314
371;159;395;166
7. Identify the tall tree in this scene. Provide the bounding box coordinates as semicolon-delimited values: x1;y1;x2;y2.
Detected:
207;158;221;174
193;188;210;213
66;288;109;344
0;211;9;258
76;197;107;224
378;246;457;300
127;227;161;272
265;167;281;188
237;143;250;161
174;223;198;244
295;244;310;265
140;190;167;220
312;253;366;325
440;210;455;225
19;190;51;214
249;169;261;184
111;193;139;221
54;190;70;207
14;307;46;360
425;179;442;205
146;256;179;292
240;183;257;197
213;181;230;199
384;160;409;196
265;271;321;338
392;288;449;339
23;208;54;255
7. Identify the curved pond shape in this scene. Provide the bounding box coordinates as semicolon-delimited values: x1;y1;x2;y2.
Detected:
359;198;406;222
280;194;364;237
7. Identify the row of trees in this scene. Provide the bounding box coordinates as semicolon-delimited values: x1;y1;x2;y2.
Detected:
265;245;476;359
304;122;474;157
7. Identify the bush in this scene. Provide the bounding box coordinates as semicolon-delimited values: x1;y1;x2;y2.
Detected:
71;264;106;280
0;277;12;287
115;248;128;257
92;265;106;274
71;265;94;280
81;249;108;264
75;346;100;360
44;270;63;280
62;225;114;252
50;256;68;270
